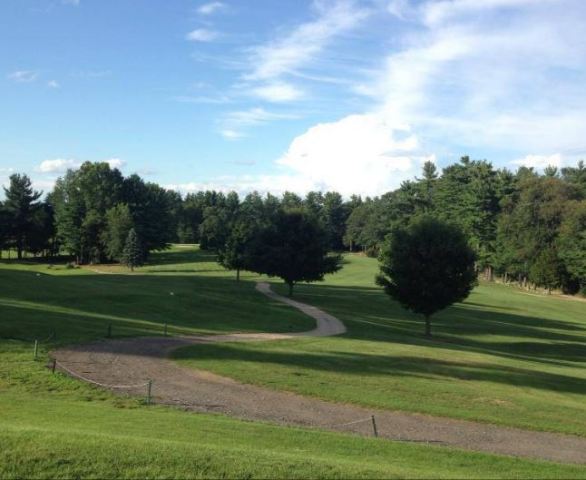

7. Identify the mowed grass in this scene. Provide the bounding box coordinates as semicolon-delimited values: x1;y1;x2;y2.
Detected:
0;246;313;343
1;246;586;478
175;254;586;437
4;389;586;480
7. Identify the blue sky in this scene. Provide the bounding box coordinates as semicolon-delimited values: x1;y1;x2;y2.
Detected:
1;0;585;197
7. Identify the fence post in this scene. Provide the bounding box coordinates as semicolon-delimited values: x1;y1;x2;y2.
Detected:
33;340;38;361
51;359;57;373
371;415;378;438
146;380;153;405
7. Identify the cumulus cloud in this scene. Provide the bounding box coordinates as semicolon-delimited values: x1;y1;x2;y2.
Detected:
47;80;60;89
275;112;427;196
186;29;219;42
262;0;586;195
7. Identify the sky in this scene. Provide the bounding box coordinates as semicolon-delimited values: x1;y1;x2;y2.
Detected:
1;0;586;198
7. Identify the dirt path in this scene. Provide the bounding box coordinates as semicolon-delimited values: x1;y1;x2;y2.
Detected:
52;283;586;465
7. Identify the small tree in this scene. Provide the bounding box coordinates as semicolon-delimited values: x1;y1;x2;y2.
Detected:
376;217;477;336
250;209;343;296
121;228;143;272
529;247;564;293
217;219;256;282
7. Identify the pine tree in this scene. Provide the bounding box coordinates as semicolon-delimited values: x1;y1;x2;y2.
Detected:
3;174;42;259
377;217;477;336
121;228;143;272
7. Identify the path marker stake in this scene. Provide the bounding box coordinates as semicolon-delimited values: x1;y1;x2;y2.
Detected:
146;380;153;405
33;340;38;361
371;415;378;438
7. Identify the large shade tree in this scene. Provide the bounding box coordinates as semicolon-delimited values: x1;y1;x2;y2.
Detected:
377;217;477;336
250;209;343;296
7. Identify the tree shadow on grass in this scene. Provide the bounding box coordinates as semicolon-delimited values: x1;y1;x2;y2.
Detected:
283;283;586;368
172;343;586;395
0;268;312;343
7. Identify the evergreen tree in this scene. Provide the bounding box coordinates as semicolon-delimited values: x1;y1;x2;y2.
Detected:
103;203;134;262
3;174;42;259
321;191;348;251
558;200;586;291
121;228;143;271
561;160;586;197
377;217;477;336
249;209;343;296
529;248;564;293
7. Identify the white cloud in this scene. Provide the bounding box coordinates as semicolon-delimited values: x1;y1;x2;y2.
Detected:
512;153;564;170
197;2;226;15
251;83;304;102
275;112;424;196
37;158;125;174
186;29;219;42
47;80;60;89
221;129;246;140
7;71;38;83
350;0;586;156
165;174;316;197
220;107;298;139
246;0;371;81
105;158;126;169
37;159;81;173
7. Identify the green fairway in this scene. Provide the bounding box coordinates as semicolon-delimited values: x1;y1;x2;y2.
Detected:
175;254;586;436
0;247;314;343
1;246;585;478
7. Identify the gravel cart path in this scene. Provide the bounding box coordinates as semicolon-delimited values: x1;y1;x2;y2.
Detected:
52;282;586;464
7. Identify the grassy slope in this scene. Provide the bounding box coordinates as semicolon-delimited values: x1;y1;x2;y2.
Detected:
1;247;585;478
175;254;586;436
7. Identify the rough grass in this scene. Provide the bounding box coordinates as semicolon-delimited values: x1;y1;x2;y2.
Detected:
1;246;586;478
174;254;586;436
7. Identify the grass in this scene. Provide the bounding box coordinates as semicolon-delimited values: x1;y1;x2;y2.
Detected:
4;390;586;479
174;254;586;437
1;246;585;478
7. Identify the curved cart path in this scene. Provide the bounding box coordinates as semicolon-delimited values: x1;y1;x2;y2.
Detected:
52;282;586;465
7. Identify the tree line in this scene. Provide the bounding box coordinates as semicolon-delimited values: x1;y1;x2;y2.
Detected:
1;157;585;294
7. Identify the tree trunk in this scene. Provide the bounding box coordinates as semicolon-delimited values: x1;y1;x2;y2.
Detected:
236;268;240;282
424;315;432;337
288;282;294;297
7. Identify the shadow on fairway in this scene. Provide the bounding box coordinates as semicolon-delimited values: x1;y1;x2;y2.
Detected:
172;342;586;395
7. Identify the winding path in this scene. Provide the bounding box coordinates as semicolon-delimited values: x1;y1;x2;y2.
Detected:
52;282;586;465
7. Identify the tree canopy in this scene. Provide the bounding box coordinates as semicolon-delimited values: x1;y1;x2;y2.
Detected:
377;217;477;336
